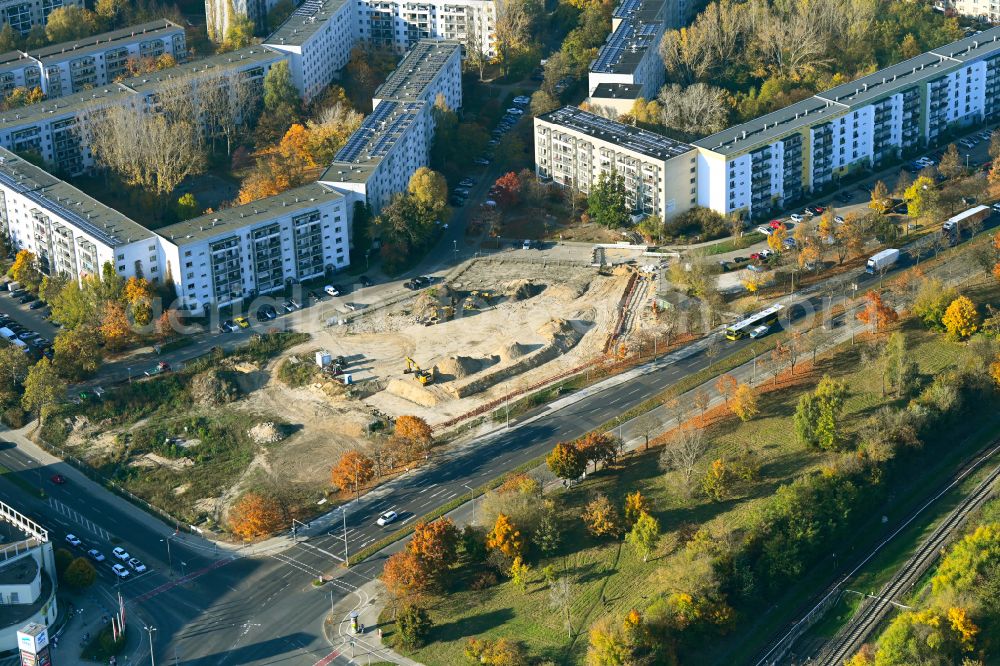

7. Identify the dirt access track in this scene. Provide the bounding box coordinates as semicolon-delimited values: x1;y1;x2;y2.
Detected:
301;258;631;425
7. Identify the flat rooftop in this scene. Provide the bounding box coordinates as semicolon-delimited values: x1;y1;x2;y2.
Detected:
591;15;662;75
373;40;460;103
0;46;279;129
695;26;1000;156
0;555;37;585
265;0;350;47
157;182;343;246
0;149;153;247
591;82;642;100
539;106;693;161
323;100;426;182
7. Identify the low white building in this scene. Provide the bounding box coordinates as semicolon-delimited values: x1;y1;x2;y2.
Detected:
588;0;669;107
534;105;698;220
157;183;354;312
0;20;187;99
263;0;358;103
0;0;83;36
0;502;57;653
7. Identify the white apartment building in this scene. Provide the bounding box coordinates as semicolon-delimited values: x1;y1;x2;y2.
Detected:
356;0;496;56
157;183;353;311
534;105;698;220
0;20;187;99
0;46;283;176
949;0;1000;23
0;503;57;652
320;39;462;213
587;0;669;112
0;0;82;36
694;26;1000;218
0;149;156;281
321;99;429;212
263;0;357;102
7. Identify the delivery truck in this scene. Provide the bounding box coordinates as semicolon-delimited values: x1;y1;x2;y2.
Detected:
866;248;900;274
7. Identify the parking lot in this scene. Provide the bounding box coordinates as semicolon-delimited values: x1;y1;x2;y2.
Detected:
0;281;58;357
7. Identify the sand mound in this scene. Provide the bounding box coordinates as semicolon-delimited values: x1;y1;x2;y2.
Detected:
414;285;454;315
386;378;439;407
546;275;592;300
495;342;530;364
505;279;542;301
248;422;284;444
437;355;483;379
538;318;575;341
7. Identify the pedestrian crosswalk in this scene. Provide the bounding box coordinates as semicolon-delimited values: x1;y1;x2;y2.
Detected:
48;497;111;541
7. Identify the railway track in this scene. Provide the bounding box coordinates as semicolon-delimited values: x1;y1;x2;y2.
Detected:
817;448;1000;665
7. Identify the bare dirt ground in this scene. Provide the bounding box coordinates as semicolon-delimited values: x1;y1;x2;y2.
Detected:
287;259;630;425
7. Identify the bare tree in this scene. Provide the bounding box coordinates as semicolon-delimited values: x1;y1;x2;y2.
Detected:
632;411;662;451
658;83;730;136
465;20;489;81
199;69;256;155
549;577;573;639
658;425;709;497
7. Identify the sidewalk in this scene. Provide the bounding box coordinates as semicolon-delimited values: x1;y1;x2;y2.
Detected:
324;578;422;666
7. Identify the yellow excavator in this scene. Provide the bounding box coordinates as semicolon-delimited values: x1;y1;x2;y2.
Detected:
404;356;434;385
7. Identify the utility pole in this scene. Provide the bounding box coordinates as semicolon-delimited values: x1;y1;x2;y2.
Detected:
464;483;475;524
340;506;349;566
160;536;173;577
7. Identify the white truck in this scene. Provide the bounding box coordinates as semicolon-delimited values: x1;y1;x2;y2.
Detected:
7;281;20;292
866;248;900;274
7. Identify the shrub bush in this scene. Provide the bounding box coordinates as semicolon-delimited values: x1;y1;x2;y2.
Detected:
1;406;27;428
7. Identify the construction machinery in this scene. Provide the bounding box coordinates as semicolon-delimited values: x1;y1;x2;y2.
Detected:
403;356;434;385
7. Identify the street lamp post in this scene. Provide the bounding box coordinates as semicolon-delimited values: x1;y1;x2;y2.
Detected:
339;506;349;566
144;625;157;666
160;536;173;577
453;240;458;263
127;367;132;384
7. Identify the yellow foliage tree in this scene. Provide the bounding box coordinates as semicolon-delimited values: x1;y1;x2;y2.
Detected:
623;490;650;528
486;513;523;559
123;276;153;326
99;301;131;350
947;606;979;650
941;296;979;340
730;383;758;422
767;224;787;253
582;494;620;538
278;123;316;168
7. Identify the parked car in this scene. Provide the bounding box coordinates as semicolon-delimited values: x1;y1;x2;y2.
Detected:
834;215;845;224
112;546;130;561
376;510;399;526
750;324;770;339
65;534;82;547
88;549;106;562
234;316;250;329
17;293;34;304
128;557;147;573
459;177;476;187
756;225;773;236
28;300;45;310
219;320;235;333
359;275;373;288
111;564;130;578
324;285;340;297
783;237;797;249
473;157;491;166
790;213;804;222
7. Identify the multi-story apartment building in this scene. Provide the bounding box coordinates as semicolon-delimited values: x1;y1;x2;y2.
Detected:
587;0;669;115
320;39;461;213
0;503;58;652
157;182;353;311
534;105;698;221
0;149;157;281
0;46;283;176
321;99;429;212
695;27;1000;218
0;20;187;99
0;0;82;35
356;0;495;56
263;0;357;102
949;0;1000;23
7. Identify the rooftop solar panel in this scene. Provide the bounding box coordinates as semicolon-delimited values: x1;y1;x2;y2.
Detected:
541;106;693;161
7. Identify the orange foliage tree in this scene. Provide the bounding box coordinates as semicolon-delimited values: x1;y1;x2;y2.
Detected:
229;492;285;540
582;494;620;538
381;549;432;599
575;431;619;470
623;490;650;529
278;123;316;169
856;290;898;333
546;441;586;480
123;276;153;326
408;518;460;576
99;301;132;350
330;450;375;494
493;171;522;208
486;513;523;559
394;415;433;450
715;373;738;404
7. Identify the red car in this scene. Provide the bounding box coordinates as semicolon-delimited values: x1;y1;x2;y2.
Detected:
50;474;66;485
768;220;783;229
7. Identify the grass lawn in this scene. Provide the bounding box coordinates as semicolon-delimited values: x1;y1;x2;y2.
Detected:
386;320;975;665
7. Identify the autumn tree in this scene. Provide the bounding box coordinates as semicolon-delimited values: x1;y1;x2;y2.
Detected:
486;513;523;560
835;212;865;263
396;604;432;647
228;492;285;540
903;176;937;220
575;431;620;471
702;459;736;501
493;0;531;76
408;518;460;577
625;511;660;562
45;5;98;43
547;441;586;481
856;290;898;333
223;13;255;51
938;143;965;180
913;277;959;330
730;383;759;421
10;250;42;292
123;276;153;326
0;345;29;405
407;167;448;215
98;301;131;350
493;171;522;208
868;180;892;214
582;494;620;538
330;450;375;495
465;637;528;665
715;373;738;405
942;296;979;340
304;101;363;163
767;223;788;253
52;327;101;380
382;550;432;600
